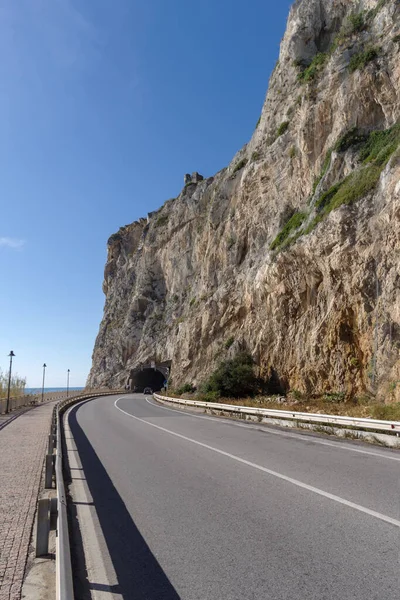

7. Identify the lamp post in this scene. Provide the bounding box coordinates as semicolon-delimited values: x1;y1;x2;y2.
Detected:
67;369;70;398
41;363;47;403
5;351;15;414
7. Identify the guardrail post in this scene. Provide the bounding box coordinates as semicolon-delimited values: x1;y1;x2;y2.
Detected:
36;498;50;556
48;433;56;455
45;454;54;489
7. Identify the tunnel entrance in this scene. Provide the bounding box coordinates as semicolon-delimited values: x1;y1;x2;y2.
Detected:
130;368;165;392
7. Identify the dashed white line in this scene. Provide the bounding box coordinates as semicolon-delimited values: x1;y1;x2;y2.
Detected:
114;397;400;529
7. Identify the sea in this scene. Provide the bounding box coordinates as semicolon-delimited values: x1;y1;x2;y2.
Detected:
25;387;84;395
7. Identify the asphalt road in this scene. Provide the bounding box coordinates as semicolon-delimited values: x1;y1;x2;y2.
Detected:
66;393;400;600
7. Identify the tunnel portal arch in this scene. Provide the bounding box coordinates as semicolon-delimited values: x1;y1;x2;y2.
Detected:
127;361;171;392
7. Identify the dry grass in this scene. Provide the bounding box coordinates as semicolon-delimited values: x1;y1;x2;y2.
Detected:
166;391;400;421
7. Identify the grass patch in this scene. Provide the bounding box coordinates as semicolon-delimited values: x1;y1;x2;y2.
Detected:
393;34;400;44
306;120;400;235
289;146;296;159
326;165;381;211
224;336;235;350
312;149;332;193
189;297;196;307
227;235;235;249
255;116;261;129
270;211;307;251
349;47;380;72
232;158;248;174
297;52;328;84
359;121;400;164
277;121;290;136
367;0;390;21
371;403;400;421
315;182;343;212
323;392;346;403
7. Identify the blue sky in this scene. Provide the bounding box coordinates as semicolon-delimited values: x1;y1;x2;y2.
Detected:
0;0;293;387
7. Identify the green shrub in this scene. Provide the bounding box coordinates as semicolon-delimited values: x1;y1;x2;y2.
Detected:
189;297;196;307
277;121;290;136
349;47;380;73
297;53;328;83
107;232;122;245
323;392;346;403
251;151;260;161
202;352;259;398
293;58;306;69
155;214;169;228
224;336;235;350
227;235;235;249
334;127;368;152
197;391;221;403
289;146;296;159
233;159;248;174
176;383;195;395
348;13;366;33
270;211;307;251
255;116;261;129
393;34;400;44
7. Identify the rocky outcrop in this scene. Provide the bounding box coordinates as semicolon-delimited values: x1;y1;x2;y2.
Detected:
88;0;400;402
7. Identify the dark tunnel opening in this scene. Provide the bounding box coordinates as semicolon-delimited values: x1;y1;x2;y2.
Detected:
131;368;165;392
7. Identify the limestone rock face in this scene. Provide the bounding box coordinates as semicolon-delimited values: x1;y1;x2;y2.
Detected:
88;0;400;402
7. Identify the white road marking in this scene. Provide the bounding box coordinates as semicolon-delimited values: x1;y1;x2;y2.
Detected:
115;397;400;529
65;404;123;600
144;396;400;462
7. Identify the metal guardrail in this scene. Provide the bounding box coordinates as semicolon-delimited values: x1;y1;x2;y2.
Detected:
35;389;126;600
153;394;400;434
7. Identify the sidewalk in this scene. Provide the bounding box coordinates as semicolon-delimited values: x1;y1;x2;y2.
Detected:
0;408;34;433
0;401;57;600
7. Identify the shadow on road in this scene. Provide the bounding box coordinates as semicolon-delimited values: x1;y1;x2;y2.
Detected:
67;404;181;600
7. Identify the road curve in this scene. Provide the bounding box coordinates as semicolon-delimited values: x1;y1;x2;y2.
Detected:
65;393;399;600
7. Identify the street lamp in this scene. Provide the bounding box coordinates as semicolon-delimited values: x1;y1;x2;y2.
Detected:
67;369;70;398
41;363;47;403
5;351;15;414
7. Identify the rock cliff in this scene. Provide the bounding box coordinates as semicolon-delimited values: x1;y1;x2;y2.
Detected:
88;0;400;401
